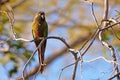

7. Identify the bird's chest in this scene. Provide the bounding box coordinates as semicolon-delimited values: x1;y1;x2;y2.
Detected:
33;25;44;37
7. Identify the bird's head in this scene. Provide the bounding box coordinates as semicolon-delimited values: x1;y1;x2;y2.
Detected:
34;11;45;22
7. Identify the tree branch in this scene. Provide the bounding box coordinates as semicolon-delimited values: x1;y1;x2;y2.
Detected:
98;0;120;79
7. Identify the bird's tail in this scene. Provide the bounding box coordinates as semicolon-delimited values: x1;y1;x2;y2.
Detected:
38;46;45;73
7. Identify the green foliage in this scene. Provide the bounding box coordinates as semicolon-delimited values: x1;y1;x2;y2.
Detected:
9;65;18;77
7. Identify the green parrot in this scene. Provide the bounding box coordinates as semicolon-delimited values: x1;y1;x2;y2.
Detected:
32;11;48;73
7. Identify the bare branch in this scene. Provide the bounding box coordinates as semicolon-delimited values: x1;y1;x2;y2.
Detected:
91;2;100;29
81;29;99;56
59;58;79;80
102;21;120;30
84;56;119;65
108;72;120;80
98;0;120;79
103;0;109;21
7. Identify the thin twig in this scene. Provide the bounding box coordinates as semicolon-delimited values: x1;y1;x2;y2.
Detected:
91;2;100;29
103;0;109;21
58;57;80;80
102;21;120;30
22;42;38;80
78;3;101;52
72;54;78;80
81;29;99;56
108;72;120;80
111;27;120;40
84;56;119;65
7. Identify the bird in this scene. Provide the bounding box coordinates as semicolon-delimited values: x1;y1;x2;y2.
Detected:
32;11;48;73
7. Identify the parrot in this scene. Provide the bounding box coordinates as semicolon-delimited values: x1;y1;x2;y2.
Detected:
32;11;48;73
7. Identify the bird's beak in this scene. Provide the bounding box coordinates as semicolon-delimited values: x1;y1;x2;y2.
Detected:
41;14;44;19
